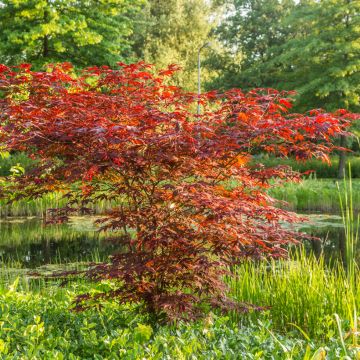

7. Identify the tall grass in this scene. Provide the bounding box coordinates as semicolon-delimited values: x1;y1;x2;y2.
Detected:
269;178;360;212
337;165;359;279
227;251;358;338
229;168;360;338
0;193;115;217
254;155;360;178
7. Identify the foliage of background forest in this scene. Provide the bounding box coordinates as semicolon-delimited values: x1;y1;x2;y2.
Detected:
1;0;358;111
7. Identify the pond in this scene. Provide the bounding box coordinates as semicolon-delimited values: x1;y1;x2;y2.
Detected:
0;216;122;268
295;213;347;262
0;214;348;269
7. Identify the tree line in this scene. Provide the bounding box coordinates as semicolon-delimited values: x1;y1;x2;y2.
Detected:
0;0;219;91
1;0;359;173
1;0;358;111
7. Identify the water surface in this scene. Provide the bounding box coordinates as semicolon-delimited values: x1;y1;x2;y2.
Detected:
0;214;348;269
0;216;121;268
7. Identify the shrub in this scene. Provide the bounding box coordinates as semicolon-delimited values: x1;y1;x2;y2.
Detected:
254;155;360;178
0;62;354;320
0;152;36;177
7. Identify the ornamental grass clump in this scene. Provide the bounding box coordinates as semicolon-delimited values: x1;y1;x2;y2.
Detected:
0;62;355;320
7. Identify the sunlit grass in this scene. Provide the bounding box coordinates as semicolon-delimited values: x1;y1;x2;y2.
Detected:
0;193;115;217
269;178;360;212
226;250;358;338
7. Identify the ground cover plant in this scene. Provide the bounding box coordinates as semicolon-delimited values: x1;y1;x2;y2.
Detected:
0;62;355;321
0;277;358;360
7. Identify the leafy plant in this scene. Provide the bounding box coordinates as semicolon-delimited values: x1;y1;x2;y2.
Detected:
0;0;144;67
0;62;355;320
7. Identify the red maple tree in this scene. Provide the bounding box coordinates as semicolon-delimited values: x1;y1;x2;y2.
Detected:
0;62;355;319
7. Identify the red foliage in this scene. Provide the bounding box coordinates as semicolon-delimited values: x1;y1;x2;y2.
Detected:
0;62;355;319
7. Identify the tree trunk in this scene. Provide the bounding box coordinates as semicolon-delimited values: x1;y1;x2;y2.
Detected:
337;135;346;179
43;35;49;58
43;4;50;58
310;236;322;259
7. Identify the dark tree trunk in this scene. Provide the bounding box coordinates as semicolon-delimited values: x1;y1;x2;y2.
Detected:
310;236;322;258
43;35;49;58
43;4;50;58
337;135;346;179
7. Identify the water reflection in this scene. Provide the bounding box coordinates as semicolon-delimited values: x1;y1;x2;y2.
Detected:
0;214;348;269
296;214;346;263
0;217;121;268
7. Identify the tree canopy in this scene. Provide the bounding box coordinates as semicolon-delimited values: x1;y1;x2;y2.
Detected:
0;0;144;68
212;0;360;112
133;0;221;90
0;62;354;318
210;0;296;90
270;0;360;112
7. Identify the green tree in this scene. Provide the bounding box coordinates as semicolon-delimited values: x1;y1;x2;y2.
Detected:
214;0;360;176
210;0;295;90
264;0;360;110
264;0;360;176
134;0;223;91
0;0;144;67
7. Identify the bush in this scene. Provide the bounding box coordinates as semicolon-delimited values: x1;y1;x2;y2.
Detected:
0;62;354;320
0;152;36;177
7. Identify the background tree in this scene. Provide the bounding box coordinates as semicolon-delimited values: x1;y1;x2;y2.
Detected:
209;0;295;90
0;0;144;68
262;0;360;177
213;0;360;176
133;0;223;91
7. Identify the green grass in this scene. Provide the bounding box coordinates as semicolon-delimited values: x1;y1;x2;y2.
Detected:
254;155;360;178
227;251;358;339
269;178;360;212
0;193;115;217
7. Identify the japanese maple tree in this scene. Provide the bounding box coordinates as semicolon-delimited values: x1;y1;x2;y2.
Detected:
0;62;355;319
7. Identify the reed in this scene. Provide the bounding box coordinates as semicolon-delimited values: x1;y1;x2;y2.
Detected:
269;178;360;212
0;192;115;217
337;164;359;280
228;173;360;339
226;250;360;338
254;155;360;179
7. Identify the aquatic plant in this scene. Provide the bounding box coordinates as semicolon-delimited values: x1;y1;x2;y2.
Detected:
227;249;360;338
